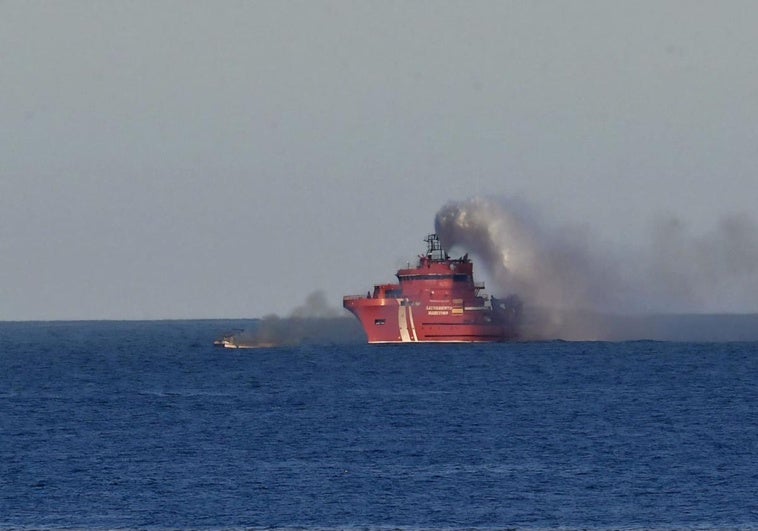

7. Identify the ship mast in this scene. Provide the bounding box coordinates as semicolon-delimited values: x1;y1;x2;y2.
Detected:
424;233;448;261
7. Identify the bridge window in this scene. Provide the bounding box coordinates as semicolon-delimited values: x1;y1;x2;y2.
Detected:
399;274;471;282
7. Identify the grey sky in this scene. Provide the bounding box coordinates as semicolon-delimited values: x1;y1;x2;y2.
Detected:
2;1;758;320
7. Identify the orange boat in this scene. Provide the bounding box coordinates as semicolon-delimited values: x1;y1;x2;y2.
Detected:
343;234;521;343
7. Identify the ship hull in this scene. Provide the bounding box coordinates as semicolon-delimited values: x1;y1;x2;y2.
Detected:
344;297;515;343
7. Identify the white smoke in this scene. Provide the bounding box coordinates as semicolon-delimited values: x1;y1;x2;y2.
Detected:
644;213;758;313
435;197;758;339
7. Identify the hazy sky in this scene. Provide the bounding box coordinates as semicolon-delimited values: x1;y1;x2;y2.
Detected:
2;1;758;320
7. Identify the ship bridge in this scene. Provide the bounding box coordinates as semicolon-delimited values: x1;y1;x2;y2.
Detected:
394;234;482;300
397;234;474;281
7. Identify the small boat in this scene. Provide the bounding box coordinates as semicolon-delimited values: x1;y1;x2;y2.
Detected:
213;333;277;349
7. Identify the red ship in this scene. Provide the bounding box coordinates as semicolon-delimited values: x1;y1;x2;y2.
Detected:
343;234;521;343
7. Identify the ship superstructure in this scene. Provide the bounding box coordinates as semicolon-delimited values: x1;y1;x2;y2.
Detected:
343;234;520;343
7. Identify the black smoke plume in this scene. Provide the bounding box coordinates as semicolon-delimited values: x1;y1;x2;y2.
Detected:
224;291;365;347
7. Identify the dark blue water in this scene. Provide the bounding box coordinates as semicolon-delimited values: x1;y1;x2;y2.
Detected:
2;321;757;529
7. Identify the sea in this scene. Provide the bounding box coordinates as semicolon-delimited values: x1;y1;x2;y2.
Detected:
1;320;757;530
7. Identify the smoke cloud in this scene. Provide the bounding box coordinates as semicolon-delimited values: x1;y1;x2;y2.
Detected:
644;213;758;312
435;197;758;339
289;290;342;319
223;290;364;347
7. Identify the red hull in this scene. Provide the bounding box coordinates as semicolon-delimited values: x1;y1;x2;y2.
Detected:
343;235;520;343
